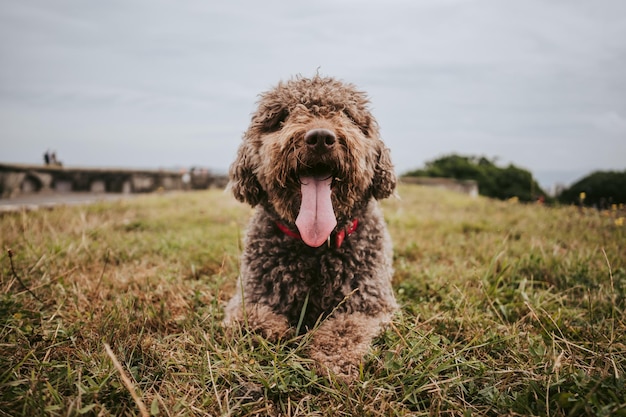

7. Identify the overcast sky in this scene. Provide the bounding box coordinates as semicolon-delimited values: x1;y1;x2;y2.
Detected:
1;0;625;188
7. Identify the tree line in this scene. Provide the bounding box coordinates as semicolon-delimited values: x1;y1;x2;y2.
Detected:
404;154;626;206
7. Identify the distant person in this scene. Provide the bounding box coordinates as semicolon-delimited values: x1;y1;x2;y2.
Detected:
44;150;50;165
50;152;62;166
181;170;191;190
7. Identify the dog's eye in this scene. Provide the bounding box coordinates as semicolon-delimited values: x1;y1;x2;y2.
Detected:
262;108;289;133
344;110;371;137
344;111;357;125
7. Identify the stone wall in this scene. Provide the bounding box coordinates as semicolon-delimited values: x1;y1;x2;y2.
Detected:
0;163;227;199
399;176;479;197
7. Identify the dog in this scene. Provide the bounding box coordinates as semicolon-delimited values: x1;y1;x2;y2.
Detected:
224;75;397;380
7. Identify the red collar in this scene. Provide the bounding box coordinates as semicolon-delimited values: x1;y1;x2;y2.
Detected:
275;219;359;248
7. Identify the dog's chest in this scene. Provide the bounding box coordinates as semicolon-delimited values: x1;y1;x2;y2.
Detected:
244;239;359;317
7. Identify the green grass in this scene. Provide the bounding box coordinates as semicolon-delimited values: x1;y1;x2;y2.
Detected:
1;185;624;416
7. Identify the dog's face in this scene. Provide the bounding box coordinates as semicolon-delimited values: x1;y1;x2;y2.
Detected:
230;76;395;245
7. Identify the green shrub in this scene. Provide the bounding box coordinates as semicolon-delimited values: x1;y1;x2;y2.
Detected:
558;170;626;207
405;154;547;201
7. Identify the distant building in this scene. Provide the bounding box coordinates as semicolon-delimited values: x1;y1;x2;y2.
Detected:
400;176;479;197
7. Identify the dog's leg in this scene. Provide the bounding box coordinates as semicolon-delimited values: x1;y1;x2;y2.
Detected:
223;294;292;341
308;311;391;381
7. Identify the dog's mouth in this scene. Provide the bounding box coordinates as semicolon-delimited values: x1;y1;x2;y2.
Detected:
294;163;338;248
297;163;336;184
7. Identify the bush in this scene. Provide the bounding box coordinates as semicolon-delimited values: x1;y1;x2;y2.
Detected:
405;154;547;202
558;170;626;207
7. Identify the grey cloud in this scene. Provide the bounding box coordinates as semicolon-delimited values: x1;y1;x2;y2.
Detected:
0;0;624;189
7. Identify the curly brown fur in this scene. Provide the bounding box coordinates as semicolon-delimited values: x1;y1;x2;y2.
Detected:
224;75;397;380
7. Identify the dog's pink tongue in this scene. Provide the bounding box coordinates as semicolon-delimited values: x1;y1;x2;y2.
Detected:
296;176;337;247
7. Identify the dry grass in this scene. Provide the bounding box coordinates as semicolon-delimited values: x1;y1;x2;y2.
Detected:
1;185;625;416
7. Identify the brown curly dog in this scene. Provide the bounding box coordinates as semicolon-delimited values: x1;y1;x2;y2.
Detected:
223;75;397;380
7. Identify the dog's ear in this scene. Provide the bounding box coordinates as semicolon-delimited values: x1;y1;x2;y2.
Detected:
228;140;265;206
371;142;396;200
258;107;289;133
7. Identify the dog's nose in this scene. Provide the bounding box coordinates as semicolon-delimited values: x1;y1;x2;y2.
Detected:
304;128;336;151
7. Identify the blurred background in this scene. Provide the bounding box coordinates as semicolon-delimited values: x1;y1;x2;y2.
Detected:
1;0;625;193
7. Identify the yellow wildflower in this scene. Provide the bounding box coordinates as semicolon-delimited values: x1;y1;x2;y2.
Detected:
615;217;624;227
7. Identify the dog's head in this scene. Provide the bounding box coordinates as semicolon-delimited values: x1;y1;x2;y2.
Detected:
229;75;396;246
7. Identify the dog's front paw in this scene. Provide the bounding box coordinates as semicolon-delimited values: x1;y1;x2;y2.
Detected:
250;310;292;341
309;345;361;381
307;312;384;381
224;302;293;342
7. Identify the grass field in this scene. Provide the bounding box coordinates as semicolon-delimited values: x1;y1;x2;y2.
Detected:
1;185;625;416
